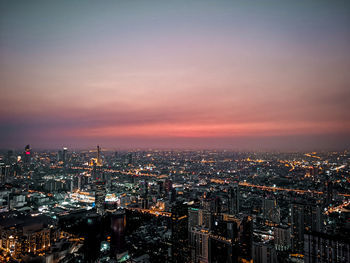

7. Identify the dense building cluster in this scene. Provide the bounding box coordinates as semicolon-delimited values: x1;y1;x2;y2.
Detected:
0;146;349;262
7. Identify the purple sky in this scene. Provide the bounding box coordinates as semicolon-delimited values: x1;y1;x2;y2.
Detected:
1;0;349;150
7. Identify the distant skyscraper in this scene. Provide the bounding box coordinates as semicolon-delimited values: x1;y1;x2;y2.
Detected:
164;179;173;194
291;203;305;253
23;144;31;164
97;145;102;166
325;181;333;205
57;150;62;162
125;153;132;165
228;185;239;215
62;147;68;163
0;163;11;184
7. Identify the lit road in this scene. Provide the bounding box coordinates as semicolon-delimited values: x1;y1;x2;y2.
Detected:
325;200;350;215
126;207;171;217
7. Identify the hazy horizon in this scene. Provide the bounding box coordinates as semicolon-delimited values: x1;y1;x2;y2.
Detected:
1;0;350;150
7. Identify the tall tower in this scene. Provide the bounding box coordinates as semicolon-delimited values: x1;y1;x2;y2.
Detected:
95;181;106;215
23;144;32;164
110;210;127;259
62;147;68;163
291;203;305;253
97;145;102;166
325;181;333;205
228;185;239;215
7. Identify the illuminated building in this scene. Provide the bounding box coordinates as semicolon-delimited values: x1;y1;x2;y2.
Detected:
96;145;102;166
164;179;173;194
170;202;189;262
325;181;333;205
274;225;291;251
209;215;238;263
62;147;68;163
0;215;51;260
190;228;210;263
23;144;31;164
202;195;221;214
291;202;324;254
262;198;280;224
95;182;106;216
189;210;252;263
291;203;305;254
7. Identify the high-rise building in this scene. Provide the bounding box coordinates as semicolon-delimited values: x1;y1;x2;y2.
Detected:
263;198;280;224
188;207;199;228
325;181;333;205
291;202;324;254
164;179;173;194
96;145;102;166
228;185;239;215
304;232;349;263
210;214;240;263
23;144;31;164
125;153;132;165
190;228;210;263
305;204;323;233
62;147;68;163
170;202;189;263
95;182;106;216
189;212;252;263
0;163;11;184
291;203;305;253
0;215;52;259
253;241;277;263
239;215;253;261
110;210;127;260
57;150;62;162
274;225;291;251
209;235;237;263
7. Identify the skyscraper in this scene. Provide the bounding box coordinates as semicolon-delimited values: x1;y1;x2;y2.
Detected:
96;145;102;166
170;202;189;263
325;181;333;206
228;185;239;215
263;198;280;224
23;144;31;164
291;202;324;254
291;203;305;253
62;147;68;163
110;210;127;259
95;181;106;216
304;232;349;263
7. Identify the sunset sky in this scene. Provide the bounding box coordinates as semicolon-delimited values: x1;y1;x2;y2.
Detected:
1;0;349;150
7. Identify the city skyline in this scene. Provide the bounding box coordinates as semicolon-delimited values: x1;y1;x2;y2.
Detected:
1;0;350;150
